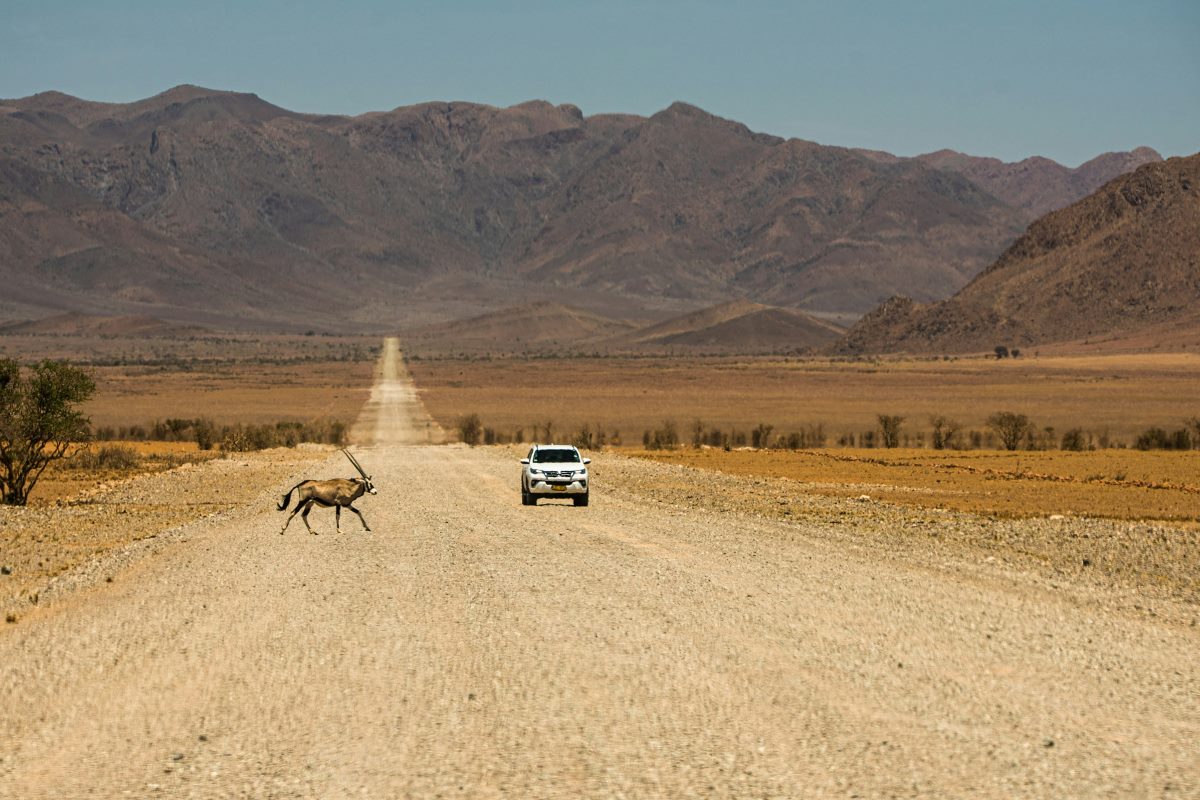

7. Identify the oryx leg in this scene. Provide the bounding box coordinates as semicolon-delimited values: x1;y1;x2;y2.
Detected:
301;501;318;534
335;505;342;534
348;506;369;532
281;498;308;534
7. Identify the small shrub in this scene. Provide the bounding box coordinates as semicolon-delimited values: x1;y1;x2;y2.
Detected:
1061;428;1090;451
751;423;774;449
877;415;904;448
457;413;483;446
74;445;141;471
572;423;595;450
1135;427;1191;450
645;419;679;450
782;424;826;449
194;418;217;451
929;416;961;450
1028;426;1056;451
1186;417;1200;449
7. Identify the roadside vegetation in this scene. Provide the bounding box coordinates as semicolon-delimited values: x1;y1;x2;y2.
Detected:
93;417;348;451
0;359;95;505
446;409;1200;455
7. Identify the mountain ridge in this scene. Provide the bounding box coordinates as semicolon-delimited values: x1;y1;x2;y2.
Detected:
0;85;1162;333
836;154;1200;354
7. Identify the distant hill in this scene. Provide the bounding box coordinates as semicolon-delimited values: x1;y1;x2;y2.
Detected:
0;312;205;336
908;147;1162;218
400;302;638;353
614;299;844;351
836;154;1200;354
0;85;1161;331
401;298;844;354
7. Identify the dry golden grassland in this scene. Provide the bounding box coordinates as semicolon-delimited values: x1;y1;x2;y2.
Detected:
633;448;1200;526
407;352;1200;445
84;361;374;430
0;333;378;430
28;442;221;505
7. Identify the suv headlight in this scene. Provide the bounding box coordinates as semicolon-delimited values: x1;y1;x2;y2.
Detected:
530;468;544;475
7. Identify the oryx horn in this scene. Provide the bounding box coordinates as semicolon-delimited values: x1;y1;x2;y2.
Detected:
342;448;370;479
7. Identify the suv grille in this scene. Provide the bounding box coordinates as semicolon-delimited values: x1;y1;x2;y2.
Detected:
541;470;574;479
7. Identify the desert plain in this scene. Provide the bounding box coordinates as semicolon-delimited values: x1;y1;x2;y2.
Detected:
0;334;1197;798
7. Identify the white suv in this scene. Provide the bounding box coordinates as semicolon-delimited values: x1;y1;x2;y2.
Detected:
521;444;591;506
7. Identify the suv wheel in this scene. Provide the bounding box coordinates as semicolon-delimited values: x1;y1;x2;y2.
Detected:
573;494;589;507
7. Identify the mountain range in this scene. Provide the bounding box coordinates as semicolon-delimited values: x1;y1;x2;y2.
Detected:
0;85;1161;333
838;154;1200;354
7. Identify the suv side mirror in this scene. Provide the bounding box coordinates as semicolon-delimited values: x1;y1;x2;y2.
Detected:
583;458;591;464
520;458;530;465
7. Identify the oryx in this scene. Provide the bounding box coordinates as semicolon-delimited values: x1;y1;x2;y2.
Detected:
278;449;377;534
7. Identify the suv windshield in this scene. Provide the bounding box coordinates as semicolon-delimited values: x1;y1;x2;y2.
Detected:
532;448;581;464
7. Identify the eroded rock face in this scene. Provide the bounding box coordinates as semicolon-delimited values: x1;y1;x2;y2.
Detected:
837;154;1200;354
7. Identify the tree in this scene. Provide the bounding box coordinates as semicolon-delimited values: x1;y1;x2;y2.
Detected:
0;359;95;505
877;414;904;448
751;423;774;449
987;411;1032;451
994;345;1010;359
929;415;961;450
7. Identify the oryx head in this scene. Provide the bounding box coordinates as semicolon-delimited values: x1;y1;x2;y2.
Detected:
342;449;377;494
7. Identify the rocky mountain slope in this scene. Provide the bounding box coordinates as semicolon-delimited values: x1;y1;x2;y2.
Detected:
837;154;1200;354
859;147;1162;218
0;86;1159;332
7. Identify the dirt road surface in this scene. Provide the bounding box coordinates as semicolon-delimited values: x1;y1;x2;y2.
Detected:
1;340;1197;798
350;337;443;446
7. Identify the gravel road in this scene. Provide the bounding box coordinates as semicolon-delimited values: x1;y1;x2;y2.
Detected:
1;339;1196;798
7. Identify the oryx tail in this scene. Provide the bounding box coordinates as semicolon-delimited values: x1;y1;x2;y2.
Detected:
278;482;304;511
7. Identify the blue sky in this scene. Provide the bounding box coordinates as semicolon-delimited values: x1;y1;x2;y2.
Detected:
3;0;1197;165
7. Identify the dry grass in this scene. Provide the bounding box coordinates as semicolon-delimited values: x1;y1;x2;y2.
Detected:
407;352;1200;445
84;361;373;430
28;442;221;505
0;332;377;430
632;447;1200;526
